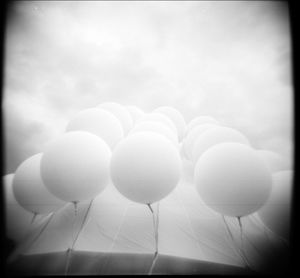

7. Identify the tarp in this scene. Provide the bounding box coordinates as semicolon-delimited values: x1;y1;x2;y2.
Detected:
8;251;254;275
6;174;287;273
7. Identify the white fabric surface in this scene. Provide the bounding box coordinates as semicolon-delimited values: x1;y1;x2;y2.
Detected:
10;180;283;270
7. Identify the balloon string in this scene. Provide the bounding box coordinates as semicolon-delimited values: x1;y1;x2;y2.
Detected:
64;248;72;276
147;203;154;214
73;201;78;217
147;203;159;253
148;252;158;275
221;215;251;270
155;202;160;254
237;217;243;252
237;217;249;266
147;202;160;275
8;212;55;264
31;212;37;225
64;203;77;276
65;199;94;275
72;199;94;250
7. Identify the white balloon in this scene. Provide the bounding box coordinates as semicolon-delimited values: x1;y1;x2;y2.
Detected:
258;170;293;239
66;108;124;149
153;106;186;141
191;126;250;163
130;121;178;147
186;116;219;134
13;153;66;215
139;112;178;135
126;105;145;123
257;150;289;173
41;131;111;203
194;143;272;217
182;123;219;160
98;102;133;135
111;132;181;204
3;174;33;242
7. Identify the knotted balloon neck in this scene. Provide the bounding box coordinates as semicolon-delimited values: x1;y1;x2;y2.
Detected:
31;212;38;224
237;217;244;256
222;215;251;270
73;201;78;216
65;199;94;275
237;217;243;244
147;203;154;214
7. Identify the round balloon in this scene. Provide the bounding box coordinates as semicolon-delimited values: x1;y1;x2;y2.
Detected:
66;108;124;149
182;123;219;160
41;131;111;203
98;102;133;135
3;174;34;242
186;116;219;134
194;142;272;217
13;153;66;215
153;106;186;142
258;170;293;239
140;113;177;135
191;126;250;163
110;132;181;204
130;121;178;147
126;105;145;124
257;150;288;173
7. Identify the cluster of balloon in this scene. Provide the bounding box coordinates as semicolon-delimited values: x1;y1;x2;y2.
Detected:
126;105;145;124
130;121;178;147
4;101;291;273
181;116;291;269
153;106;186;141
140;112;178;135
182;123;219;161
191;127;251;164
4;103;186;269
185;116;219;134
98;102;134;135
66;108;124;149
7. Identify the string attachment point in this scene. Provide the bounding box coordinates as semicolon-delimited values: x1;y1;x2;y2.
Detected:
31;212;38;224
73;201;78;216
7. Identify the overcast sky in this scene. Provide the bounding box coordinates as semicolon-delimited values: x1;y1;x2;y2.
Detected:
3;1;292;174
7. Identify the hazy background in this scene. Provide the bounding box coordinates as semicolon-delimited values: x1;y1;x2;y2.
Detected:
3;1;292;174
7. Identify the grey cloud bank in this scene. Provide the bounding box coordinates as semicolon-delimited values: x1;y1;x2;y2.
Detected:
3;1;292;174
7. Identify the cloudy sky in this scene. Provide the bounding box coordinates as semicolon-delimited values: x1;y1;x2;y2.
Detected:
3;1;292;174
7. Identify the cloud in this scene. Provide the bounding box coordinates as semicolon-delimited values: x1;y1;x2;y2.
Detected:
3;1;292;174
